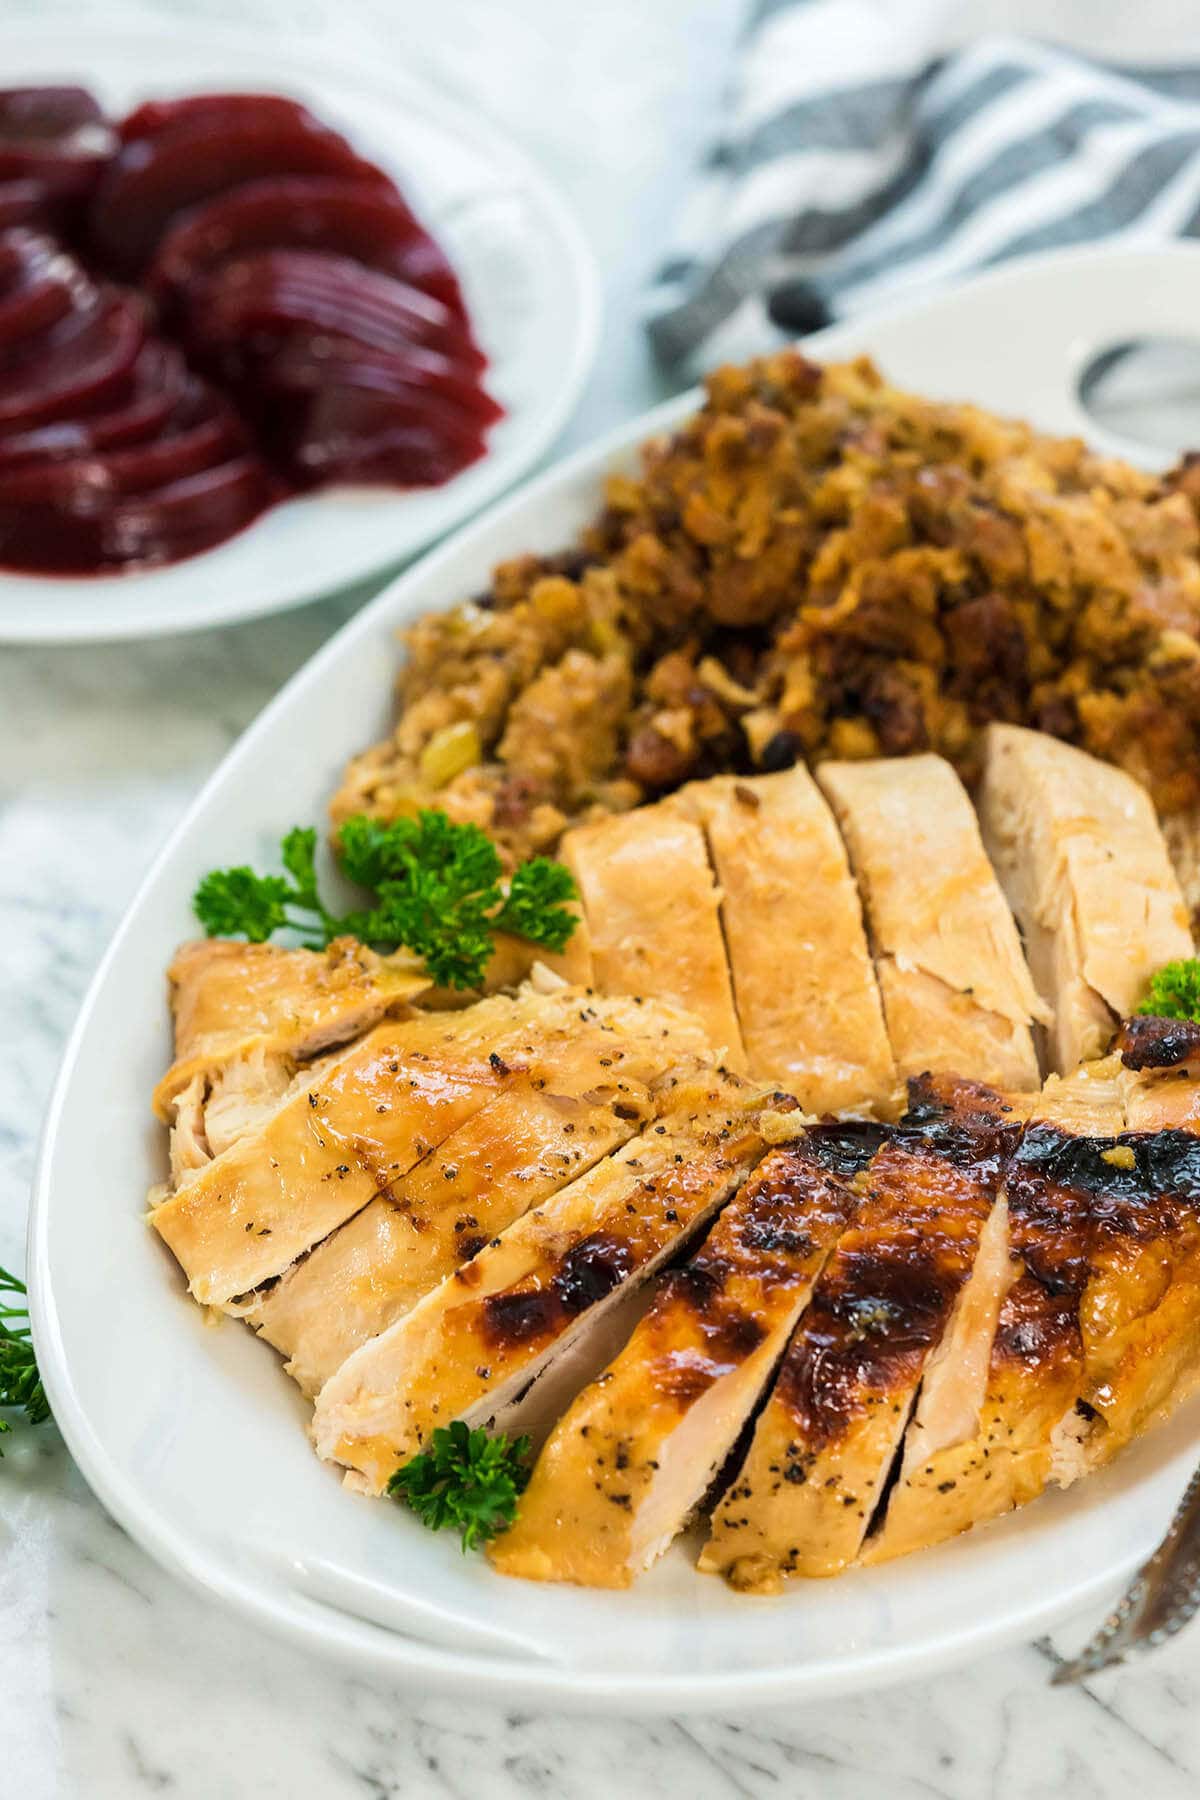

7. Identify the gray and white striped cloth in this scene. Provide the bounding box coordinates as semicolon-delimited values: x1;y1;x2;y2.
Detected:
647;1;1200;371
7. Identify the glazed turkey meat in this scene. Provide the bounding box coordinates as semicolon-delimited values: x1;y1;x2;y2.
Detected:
244;993;710;1394
155;935;429;1188
701;1078;1027;1588
311;1064;780;1491
490;1133;857;1587
153;935;429;1117
150;987;708;1308
867;1043;1200;1567
150;725;1200;1592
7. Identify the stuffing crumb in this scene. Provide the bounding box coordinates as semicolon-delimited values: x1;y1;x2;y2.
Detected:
333;352;1200;868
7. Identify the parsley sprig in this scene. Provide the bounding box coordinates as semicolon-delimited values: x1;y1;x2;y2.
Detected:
0;1265;48;1448
1139;958;1200;1022
193;810;578;991
387;1421;531;1551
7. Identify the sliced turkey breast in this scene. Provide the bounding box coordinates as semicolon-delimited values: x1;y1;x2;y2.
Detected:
700;1080;1023;1589
201;1044;297;1160
560;805;747;1071
165;1071;210;1190
149;989;650;1309
490;1131;853;1587
676;769;898;1114
244;994;706;1394
817;754;1046;1090
1163;804;1200;935
864;1059;1128;1563
976;725;1193;1072
312;1066;779;1494
154;936;429;1119
1062;1025;1200;1482
247;1071;665;1398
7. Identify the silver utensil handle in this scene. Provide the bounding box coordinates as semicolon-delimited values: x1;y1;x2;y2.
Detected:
1053;1462;1200;1683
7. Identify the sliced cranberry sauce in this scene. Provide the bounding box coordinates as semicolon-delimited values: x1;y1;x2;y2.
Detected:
0;84;497;576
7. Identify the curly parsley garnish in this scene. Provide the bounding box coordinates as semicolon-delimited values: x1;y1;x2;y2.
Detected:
1138;958;1200;1022
193;810;577;991
387;1421;531;1551
0;1265;48;1448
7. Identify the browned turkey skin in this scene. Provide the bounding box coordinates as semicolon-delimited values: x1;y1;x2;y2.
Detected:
152;720;1200;1588
701;1080;1024;1587
149;926;1200;1586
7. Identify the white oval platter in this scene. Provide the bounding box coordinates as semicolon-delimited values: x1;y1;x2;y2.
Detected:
29;242;1200;1709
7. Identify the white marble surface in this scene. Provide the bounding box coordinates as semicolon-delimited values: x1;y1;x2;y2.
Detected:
6;1;1200;1793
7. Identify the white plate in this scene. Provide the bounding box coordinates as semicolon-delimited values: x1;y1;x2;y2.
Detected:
0;19;598;644
29;242;1200;1710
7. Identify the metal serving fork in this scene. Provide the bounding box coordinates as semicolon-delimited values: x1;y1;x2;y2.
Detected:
1052;1464;1200;1683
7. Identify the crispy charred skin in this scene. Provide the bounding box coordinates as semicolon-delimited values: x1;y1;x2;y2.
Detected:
866;1063;1200;1562
311;1070;773;1492
867;1106;1101;1561
491;1136;855;1587
903;1070;1029;1130
1117;1017;1200;1131
701;1089;1020;1588
1040;1122;1200;1474
1117;1014;1200;1072
998;1127;1130;1436
1091;1034;1200;1449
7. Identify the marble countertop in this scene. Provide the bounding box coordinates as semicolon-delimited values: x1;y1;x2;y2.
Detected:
6;1;1200;1793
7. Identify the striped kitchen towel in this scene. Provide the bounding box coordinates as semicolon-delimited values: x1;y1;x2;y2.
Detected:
647;2;1200;372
